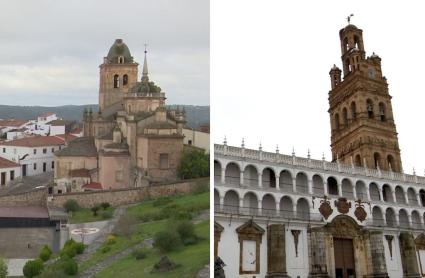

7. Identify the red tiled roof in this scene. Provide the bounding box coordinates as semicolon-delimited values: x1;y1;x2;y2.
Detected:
0;136;66;147
82;182;102;190
70;128;82;134
0;119;29;128
54;134;77;142
0;157;20;168
0;206;49;218
69;168;90;178
38;112;55;118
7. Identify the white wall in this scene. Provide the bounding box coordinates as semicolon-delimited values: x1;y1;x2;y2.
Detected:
0;145;62;176
383;233;403;278
0;165;21;186
50;125;65;136
183;128;210;153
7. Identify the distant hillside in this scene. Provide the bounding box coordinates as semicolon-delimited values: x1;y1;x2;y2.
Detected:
0;104;209;129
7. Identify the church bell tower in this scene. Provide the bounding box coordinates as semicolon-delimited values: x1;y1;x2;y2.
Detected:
328;20;402;172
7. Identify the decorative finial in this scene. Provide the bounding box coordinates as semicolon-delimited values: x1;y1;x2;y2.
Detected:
292;147;295;156
241;138;245;148
223;136;227;145
259;142;262;151
413;167;416;175
276;144;279;154
307;149;311;159
322;152;325;161
142;43;149;82
347;14;354;24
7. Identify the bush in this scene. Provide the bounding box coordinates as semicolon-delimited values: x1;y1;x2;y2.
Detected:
60;257;78;275
174;220;199;245
153;230;182;252
100;202;111;210
101;210;113;220
106;234;116;245
132;249;147;260
60;239;78;258
101;246;111;253
0;258;7;278
153;196;173;207
23;259;43;278
75;242;85;254
39;245;52;262
63;199;80;213
91;205;101;216
177;149;209;179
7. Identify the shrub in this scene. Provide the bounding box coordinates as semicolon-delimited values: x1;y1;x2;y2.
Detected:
101;210;113;220
23;259;43;278
101;246;111;253
132;249;147;260
60;239;78;258
60;257;78;275
91;205;101;216
63;199;80;213
100;202;111;210
106;234;116;245
177;149;209;179
75;242;85;254
153;196;173;207
0;257;7;278
153;230;182;252
39;245;52;262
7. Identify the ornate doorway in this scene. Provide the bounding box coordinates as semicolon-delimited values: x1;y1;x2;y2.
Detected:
334;238;355;278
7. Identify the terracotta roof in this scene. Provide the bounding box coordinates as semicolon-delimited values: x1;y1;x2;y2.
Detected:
0;206;49;218
55;137;98;157
69;168;90;178
0;136;66;147
70;128;82;134
0;157;20;168
54;134;77;142
82;182;102;190
0;119;29;128
38;112;55;118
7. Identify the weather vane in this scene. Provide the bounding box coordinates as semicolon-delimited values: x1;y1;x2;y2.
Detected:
347;14;354;24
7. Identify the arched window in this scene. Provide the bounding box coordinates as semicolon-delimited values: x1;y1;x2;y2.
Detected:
373;152;381;169
367;99;374;119
113;75;120;88
342;107;348;126
123;74;128;86
335;114;340;130
379;102;386;122
351;102;357;120
355;155;361;167
118;56;124;64
387;155;395;170
327;177;338;196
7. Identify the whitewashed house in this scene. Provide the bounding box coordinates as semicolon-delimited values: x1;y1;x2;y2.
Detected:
0;136;72;177
0;157;20;186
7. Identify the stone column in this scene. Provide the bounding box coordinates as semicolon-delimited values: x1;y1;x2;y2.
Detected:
308;179;313;195
292;178;297;193
378;187;384;202
307;227;330;277
391;190;396;203
416;194;422;207
266;224;290;278
366;231;389;278
276;176;280;190
258;173;263;188
323;182;328;196
337;183;342;197
353;185;358;200
221;168;225;184
399;232;421;278
240;171;244;186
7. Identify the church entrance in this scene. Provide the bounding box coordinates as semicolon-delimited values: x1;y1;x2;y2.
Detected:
333;238;355;278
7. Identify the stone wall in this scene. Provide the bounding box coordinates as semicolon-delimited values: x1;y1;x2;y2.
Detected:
49;177;209;208
0;189;47;207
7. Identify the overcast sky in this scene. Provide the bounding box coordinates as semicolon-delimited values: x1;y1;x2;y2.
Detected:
211;0;425;175
0;0;209;106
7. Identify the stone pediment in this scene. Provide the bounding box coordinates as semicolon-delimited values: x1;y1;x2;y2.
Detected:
236;219;265;242
326;215;362;238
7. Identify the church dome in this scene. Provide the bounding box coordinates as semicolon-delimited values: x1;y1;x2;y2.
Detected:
106;39;134;64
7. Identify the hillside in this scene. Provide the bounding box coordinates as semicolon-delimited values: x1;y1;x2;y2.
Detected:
0;104;209;129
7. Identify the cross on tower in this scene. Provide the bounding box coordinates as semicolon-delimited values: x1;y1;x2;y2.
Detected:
347;14;354;24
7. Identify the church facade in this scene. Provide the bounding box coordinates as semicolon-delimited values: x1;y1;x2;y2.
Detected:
54;39;185;191
214;23;425;278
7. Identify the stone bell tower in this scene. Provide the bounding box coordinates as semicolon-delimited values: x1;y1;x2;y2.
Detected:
328;22;402;172
98;39;139;112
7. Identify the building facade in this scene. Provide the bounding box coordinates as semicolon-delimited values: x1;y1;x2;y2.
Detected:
214;23;425;278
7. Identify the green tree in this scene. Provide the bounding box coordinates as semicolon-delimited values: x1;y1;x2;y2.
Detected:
0;258;7;278
63;199;80;213
178;149;209;179
23;259;43;278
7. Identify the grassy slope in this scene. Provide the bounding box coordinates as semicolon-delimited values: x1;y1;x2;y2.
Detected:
69;207;115;224
94;220;209;278
78;192;209;275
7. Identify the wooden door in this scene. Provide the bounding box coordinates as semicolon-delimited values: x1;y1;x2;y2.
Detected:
334;238;355;278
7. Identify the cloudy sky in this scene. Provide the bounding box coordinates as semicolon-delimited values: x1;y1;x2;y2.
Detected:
211;0;425;175
0;0;209;106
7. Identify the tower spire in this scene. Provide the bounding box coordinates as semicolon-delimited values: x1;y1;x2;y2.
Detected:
142;43;149;82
